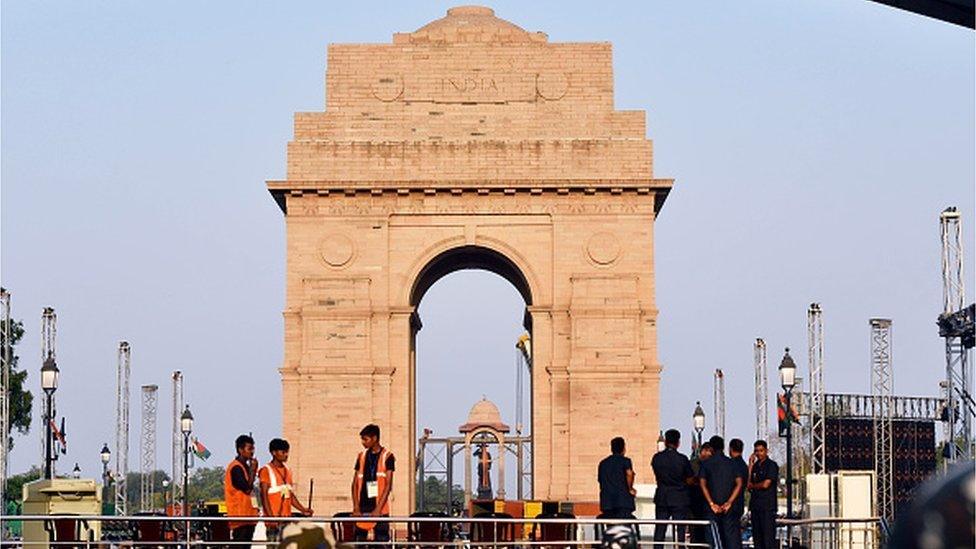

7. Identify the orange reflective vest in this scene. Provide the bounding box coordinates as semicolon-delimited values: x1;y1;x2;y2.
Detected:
353;447;392;530
259;462;295;525
224;459;258;530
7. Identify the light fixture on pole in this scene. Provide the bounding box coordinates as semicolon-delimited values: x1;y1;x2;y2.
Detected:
693;401;706;456
180;405;193;521
71;463;81;479
779;347;797;523
41;356;59;480
100;444;112;514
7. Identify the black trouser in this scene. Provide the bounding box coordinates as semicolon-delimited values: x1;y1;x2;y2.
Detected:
653;503;689;545
354;516;390;547
750;507;776;549
705;512;741;549
230;525;255;545
689;502;708;545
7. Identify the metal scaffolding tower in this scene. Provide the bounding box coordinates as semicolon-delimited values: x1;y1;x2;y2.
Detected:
754;338;768;441
939;207;974;461
140;384;158;512
40;307;57;476
808;303;826;474
171;371;184;507
1;289;11;505
870;318;894;523
714;369;726;439
115;342;131;515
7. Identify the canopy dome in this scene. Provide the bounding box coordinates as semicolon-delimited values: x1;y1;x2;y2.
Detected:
459;397;510;433
395;6;548;44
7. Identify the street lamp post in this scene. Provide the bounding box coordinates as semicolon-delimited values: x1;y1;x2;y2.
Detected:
40;356;59;480
693;401;706;457
100;444;112;514
779;348;797;529
180;405;194;545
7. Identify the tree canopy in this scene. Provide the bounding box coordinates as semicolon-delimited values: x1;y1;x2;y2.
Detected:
1;293;34;451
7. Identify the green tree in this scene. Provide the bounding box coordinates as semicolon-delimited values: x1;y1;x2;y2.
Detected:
186;466;225;502
4;466;42;506
123;470;172;511
1;291;34;451
416;476;463;515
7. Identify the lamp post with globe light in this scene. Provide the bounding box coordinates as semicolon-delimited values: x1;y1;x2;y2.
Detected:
693;402;706;457
779;348;797;521
100;444;112;513
40;357;59;479
180;406;193;519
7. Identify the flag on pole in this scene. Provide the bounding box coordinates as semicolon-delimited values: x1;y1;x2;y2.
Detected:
50;419;67;452
192;437;211;460
777;393;800;437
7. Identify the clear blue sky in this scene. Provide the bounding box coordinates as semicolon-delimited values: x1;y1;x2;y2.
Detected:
2;1;973;486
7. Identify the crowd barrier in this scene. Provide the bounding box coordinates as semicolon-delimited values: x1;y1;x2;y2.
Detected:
0;514;721;548
0;514;890;549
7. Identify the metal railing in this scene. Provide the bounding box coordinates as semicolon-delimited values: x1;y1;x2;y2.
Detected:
778;516;886;548
1;514;890;548
0;514;722;548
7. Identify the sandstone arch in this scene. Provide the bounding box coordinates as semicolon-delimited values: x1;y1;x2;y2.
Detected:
269;6;672;515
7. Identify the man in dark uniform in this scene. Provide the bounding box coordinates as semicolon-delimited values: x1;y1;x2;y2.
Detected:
728;439;749;544
689;441;713;546
699;436;744;549
598;437;637;519
651;429;694;544
747;440;779;549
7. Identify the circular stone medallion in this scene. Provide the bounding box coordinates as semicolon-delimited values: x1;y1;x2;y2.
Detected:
536;71;569;101
371;75;404;102
319;234;355;268
586;232;621;266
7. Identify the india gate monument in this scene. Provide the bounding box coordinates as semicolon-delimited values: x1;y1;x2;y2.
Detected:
268;6;672;516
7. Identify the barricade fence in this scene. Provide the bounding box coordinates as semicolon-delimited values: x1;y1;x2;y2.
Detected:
777;517;887;549
0;515;721;548
0;514;887;548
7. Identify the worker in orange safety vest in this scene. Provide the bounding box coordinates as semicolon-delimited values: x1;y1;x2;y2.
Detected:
259;438;313;540
351;424;395;545
224;434;260;543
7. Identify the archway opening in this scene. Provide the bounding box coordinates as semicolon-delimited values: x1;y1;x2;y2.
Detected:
411;246;533;513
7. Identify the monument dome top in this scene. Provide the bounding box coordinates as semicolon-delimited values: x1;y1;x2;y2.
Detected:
459;397;511;433
396;5;548;44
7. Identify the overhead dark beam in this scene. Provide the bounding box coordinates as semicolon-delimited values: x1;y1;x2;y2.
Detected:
868;0;975;28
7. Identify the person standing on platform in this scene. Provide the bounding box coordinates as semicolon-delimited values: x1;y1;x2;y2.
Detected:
651;429;694;544
598;437;638;543
689;442;714;546
352;424;395;545
728;439;749;542
259;438;313;540
699;436;744;549
747;440;779;549
224;434;260;544
598;437;637;519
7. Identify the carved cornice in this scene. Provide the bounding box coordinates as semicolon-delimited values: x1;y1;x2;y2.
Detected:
268;178;673;216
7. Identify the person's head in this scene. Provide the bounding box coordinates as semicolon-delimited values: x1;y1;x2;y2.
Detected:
699;441;714;460
729;438;744;458
269;438;290;462
754;440;768;461
235;434;255;460
360;424;381;450
664;429;680;448
610;437;626;455
709;435;725;455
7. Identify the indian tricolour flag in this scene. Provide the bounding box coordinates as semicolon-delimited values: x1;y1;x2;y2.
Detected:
192;437;211;460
